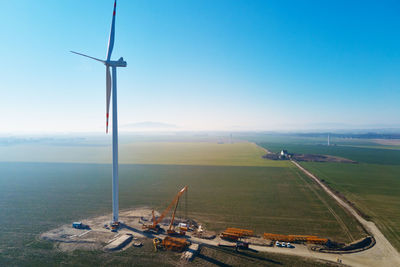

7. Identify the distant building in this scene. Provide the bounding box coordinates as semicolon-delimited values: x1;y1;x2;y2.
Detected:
279;150;291;160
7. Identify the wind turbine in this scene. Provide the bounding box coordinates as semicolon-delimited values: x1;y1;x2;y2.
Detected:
71;0;127;224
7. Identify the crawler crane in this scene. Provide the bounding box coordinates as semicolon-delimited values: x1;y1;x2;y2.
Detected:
142;186;188;234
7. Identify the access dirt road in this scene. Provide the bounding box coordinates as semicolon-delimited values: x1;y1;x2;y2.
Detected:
291;160;400;267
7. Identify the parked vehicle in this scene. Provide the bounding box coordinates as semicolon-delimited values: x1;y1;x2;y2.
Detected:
287;242;295;248
72;222;89;229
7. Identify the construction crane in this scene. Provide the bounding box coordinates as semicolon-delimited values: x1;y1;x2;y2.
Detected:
143;186;188;233
167;186;188;236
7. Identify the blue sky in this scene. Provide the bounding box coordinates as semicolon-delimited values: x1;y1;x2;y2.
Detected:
1;0;400;133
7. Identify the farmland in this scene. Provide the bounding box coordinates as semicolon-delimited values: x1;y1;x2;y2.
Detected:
0;139;367;265
301;162;400;251
256;134;400;252
0;162;364;241
0;141;288;167
258;141;400;165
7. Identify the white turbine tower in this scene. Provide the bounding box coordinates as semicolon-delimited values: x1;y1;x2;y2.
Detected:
71;0;126;224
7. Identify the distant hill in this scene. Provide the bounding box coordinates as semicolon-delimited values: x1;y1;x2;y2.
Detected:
122;121;179;130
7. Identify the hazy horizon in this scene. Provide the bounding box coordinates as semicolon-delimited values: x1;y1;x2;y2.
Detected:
2;120;400;135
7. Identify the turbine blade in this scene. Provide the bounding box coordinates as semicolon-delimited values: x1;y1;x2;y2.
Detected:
70;51;105;63
106;0;117;61
106;66;112;133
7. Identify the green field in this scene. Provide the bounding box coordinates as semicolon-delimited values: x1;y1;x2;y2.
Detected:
256;135;400;252
301;162;400;251
120;142;289;166
0;141;288;167
0;139;367;265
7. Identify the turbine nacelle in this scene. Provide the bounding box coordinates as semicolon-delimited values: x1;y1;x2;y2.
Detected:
106;57;127;67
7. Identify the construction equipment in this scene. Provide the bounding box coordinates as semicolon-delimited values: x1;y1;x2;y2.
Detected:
72;222;89;229
263;233;328;245
162;236;190;251
289;235;318;242
264;233;295;242
306;237;328;245
153;238;162;252
220;228;254;240
220;231;241;240
110;221;120;232
153;236;190;252
142;186;188;233
167;190;188;235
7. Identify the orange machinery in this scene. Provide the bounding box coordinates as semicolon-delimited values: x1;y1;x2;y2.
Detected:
306;237;328;245
167;186;188;235
162;236;190;251
221;228;254;240
142;186;188;234
263;233;328;244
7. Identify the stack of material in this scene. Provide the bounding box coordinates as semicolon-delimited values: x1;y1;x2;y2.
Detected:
263;233;328;245
181;243;200;261
162;236;190;251
220;228;254;240
289;235;317;242
306;237;328;245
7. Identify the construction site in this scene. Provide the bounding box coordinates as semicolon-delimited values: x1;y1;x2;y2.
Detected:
40;185;379;265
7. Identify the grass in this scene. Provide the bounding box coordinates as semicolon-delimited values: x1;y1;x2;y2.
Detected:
0;139;367;265
300;162;400;251
0;162;365;265
255;134;400;251
0;142;289;167
120;142;289;166
122;164;364;241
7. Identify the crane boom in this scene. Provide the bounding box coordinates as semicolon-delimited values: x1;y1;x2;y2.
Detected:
143;186;188;231
168;195;181;232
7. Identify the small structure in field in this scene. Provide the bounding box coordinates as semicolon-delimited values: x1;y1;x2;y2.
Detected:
279;150;291;159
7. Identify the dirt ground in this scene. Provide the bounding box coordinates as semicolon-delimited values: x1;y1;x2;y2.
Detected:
41;208;158;252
